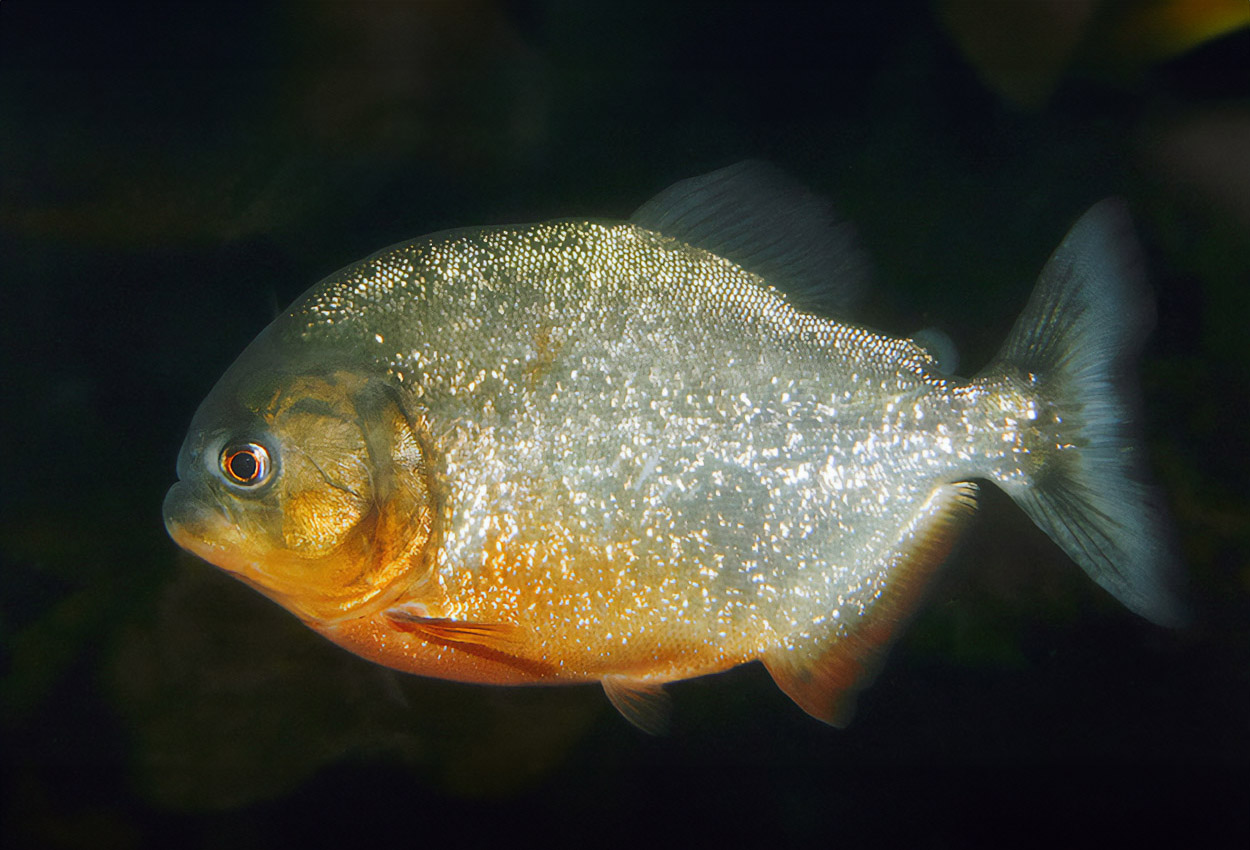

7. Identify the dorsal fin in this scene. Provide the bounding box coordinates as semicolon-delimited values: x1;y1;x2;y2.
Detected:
630;161;867;316
763;481;978;726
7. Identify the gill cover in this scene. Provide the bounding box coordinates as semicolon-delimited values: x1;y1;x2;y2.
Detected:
166;367;439;624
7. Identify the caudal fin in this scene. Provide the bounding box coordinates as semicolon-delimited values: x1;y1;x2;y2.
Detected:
989;199;1185;626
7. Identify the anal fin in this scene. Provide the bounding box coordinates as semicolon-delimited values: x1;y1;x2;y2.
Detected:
763;481;978;726
602;676;671;735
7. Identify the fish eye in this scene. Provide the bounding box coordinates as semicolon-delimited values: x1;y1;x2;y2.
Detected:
219;442;273;488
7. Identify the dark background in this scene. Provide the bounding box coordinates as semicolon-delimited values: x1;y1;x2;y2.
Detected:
2;1;1248;847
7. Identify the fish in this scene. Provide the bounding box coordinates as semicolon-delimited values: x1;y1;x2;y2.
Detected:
163;162;1184;732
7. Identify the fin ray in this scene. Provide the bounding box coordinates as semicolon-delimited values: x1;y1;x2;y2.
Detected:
988;199;1186;626
763;482;978;726
601;676;671;735
631;161;867;315
383;607;521;648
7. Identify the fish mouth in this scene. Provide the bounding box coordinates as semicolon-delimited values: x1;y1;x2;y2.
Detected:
163;481;255;578
162;481;320;619
162;480;399;626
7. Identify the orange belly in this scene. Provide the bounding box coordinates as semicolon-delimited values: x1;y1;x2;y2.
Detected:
314;605;753;688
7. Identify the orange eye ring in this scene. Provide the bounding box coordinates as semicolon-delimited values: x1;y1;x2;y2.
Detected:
220;442;272;487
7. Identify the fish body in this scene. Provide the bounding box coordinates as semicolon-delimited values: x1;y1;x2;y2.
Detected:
164;164;1181;730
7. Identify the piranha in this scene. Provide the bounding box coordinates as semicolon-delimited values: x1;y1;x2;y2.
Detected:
163;163;1182;732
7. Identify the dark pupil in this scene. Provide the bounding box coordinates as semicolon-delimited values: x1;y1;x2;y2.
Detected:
228;450;259;482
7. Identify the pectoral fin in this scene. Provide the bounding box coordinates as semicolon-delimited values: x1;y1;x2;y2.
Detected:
384;606;521;648
763;481;978;726
380;605;559;680
602;676;671;735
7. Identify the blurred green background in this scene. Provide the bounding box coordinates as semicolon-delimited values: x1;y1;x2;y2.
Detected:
2;1;1247;846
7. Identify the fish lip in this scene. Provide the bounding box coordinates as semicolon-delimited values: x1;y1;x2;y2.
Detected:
163;481;210;541
162;482;245;571
162;481;313;616
162;481;190;539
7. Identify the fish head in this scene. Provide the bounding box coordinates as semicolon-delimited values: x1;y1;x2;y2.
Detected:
163;326;437;625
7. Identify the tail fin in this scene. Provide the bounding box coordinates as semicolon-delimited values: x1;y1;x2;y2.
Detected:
988;199;1186;626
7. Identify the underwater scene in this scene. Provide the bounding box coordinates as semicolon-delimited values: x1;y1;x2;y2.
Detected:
2;1;1248;846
